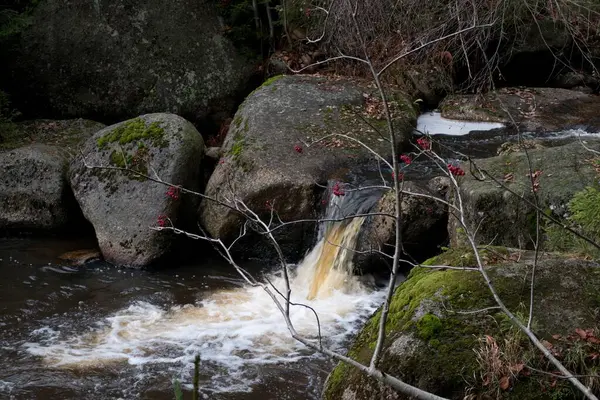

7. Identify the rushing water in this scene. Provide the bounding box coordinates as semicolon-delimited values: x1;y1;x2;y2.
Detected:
416;111;505;136
0;190;387;399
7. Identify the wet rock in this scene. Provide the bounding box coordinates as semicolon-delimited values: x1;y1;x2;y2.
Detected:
199;75;417;260
354;177;450;273
58;249;101;265
448;140;600;250
323;249;600;399
440;87;600;133
1;0;253;123
69;113;203;267
0;144;80;233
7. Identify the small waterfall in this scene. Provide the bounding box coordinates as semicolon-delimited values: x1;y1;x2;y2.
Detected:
299;182;383;300
22;182;386;395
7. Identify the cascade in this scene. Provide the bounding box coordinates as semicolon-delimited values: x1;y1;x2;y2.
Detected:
22;181;386;395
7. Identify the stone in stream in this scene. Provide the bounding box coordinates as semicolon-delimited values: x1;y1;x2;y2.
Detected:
0;118;104;233
199;74;418;260
69;113;204;267
448;140;600;251
440;87;600;133
353;177;451;274
0;144;76;233
58;249;102;266
323;249;600;399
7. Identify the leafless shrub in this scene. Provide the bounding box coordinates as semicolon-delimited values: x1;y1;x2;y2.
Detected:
290;0;600;93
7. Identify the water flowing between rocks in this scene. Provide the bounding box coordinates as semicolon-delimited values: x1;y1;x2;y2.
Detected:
0;187;386;399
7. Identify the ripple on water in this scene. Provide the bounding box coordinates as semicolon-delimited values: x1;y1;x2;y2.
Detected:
23;265;385;396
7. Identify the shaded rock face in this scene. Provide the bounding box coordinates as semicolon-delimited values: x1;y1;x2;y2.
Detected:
323;249;600;399
448;140;600;250
354;177;450;274
0;144;83;233
2;0;253;123
0;119;105;151
441;87;600;133
199;75;417;260
69;113;203;267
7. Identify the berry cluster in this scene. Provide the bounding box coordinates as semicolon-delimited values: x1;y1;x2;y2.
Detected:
332;182;345;197
447;164;465;176
417;137;431;150
400;154;412;164
166;186;180;200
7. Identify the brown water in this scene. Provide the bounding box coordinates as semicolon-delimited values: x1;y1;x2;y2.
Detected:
0;234;385;400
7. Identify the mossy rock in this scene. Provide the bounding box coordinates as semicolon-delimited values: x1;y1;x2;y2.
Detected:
69;113;204;267
353;177;450;274
1;0;254;123
0;144;85;233
200;74;418;261
449;140;600;253
440;88;600;133
323;249;600;399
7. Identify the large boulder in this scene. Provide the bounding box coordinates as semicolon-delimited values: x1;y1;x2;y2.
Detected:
0;119;104;234
69;113;204;267
448;140;600;250
1;0;253;123
353;177;450;273
323;249;600;399
0;144;78;233
199;75;417;260
440;87;600;133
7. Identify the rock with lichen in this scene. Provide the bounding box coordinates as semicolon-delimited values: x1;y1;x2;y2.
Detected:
0;144;82;233
323;249;600;399
0;118;104;234
1;0;253;123
353;177;450;274
440;87;600;133
448;140;600;252
199;75;417;260
69;113;203;267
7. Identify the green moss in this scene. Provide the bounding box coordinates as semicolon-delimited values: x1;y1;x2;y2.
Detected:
246;75;285;98
110;150;128;168
569;186;600;236
107;143;149;181
230;139;243;158
233;115;243;128
97;118;166;149
545;186;600;257
324;260;495;399
417;313;443;340
260;74;284;88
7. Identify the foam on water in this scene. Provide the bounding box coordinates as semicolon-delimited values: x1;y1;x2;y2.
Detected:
24;232;385;393
417;111;505;136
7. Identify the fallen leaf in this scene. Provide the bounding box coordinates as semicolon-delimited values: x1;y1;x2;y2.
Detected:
575;328;588;339
510;363;525;374
552;334;561;340
499;376;510;390
541;340;553;349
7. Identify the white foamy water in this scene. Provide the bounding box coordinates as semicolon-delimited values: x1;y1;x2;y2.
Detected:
24;230;385;393
528;127;600;139
417;111;505;136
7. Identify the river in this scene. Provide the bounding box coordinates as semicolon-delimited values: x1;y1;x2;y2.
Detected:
0;230;386;399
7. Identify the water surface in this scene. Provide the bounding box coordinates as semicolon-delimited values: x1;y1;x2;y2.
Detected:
0;235;384;399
